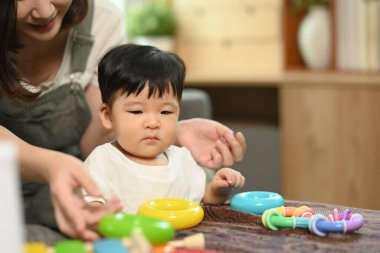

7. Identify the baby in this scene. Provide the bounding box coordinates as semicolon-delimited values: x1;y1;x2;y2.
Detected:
83;44;245;213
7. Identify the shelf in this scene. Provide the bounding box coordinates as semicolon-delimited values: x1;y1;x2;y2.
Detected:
283;70;380;87
185;70;380;88
185;72;283;86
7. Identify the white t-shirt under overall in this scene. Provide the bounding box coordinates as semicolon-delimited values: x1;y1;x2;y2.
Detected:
84;143;206;213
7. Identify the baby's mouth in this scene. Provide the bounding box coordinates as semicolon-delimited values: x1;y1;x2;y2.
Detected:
143;136;160;141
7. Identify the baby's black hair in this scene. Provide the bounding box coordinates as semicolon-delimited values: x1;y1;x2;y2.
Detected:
98;44;186;105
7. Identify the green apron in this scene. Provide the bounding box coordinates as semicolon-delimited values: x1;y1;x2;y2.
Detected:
0;0;94;229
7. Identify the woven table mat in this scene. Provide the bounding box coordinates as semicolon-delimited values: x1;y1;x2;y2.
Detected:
175;200;380;253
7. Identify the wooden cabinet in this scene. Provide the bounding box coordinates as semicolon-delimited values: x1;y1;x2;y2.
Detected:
281;71;380;210
280;0;380;210
173;0;283;79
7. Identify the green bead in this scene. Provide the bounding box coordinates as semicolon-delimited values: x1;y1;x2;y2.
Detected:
54;240;87;253
99;213;175;245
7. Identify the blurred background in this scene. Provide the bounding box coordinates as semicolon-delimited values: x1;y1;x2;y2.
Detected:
110;0;380;210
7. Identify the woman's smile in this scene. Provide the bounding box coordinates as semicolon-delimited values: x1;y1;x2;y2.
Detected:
30;16;56;31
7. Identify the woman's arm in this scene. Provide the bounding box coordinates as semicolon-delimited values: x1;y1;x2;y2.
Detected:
0;125;121;240
0;125;61;183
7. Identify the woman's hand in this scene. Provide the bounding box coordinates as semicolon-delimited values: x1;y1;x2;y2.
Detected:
0;125;121;241
46;152;122;241
176;118;247;169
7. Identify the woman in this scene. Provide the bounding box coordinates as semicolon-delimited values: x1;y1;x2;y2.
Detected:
0;0;246;242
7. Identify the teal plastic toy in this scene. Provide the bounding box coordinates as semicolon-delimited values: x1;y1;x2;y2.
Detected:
230;191;285;215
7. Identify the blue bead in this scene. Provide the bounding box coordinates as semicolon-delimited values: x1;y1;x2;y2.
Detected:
93;239;128;253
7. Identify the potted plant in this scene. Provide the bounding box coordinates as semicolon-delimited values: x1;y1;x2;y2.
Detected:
291;0;331;69
126;1;176;52
291;0;329;13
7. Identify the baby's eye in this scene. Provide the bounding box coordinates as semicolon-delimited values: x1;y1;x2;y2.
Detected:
161;111;173;115
128;110;143;114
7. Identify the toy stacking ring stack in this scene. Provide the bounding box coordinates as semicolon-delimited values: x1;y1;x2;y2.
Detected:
138;198;204;229
230;191;285;215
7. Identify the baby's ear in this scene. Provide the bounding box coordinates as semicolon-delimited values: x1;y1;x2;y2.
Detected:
99;103;113;129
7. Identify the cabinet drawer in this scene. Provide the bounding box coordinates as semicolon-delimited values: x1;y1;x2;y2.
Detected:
173;0;282;40
177;40;283;76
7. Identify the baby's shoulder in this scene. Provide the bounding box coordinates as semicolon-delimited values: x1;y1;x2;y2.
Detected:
167;145;192;157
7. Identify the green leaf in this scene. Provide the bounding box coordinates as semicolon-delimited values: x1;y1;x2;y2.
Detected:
127;2;176;37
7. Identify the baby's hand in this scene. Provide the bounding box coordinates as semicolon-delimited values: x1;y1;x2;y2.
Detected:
211;168;245;192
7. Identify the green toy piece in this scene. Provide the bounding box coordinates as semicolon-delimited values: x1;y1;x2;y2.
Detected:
98;213;175;245
54;240;87;253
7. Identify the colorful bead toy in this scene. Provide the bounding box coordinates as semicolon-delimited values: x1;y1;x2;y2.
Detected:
262;206;364;237
308;209;364;237
261;206;314;231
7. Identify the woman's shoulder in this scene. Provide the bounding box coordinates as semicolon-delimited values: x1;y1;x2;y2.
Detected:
94;0;124;20
91;0;126;45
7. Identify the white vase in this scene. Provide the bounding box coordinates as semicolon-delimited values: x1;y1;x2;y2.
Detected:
298;6;331;69
131;36;175;52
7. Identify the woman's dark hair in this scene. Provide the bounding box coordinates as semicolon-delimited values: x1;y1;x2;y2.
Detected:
0;0;88;100
62;0;88;29
98;44;186;106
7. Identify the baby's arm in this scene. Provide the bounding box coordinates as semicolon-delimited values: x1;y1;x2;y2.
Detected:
202;168;245;204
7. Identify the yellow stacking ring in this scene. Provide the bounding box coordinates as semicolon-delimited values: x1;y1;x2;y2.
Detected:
24;243;49;253
138;198;204;229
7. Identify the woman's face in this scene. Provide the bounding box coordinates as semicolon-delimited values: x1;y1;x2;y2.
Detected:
16;0;73;43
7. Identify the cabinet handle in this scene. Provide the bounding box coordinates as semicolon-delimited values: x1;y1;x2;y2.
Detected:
221;38;233;48
194;7;205;17
245;4;255;15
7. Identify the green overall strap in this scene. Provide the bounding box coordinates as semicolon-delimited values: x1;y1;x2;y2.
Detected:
71;0;94;73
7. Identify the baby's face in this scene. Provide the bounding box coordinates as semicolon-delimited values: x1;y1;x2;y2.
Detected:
110;85;180;160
